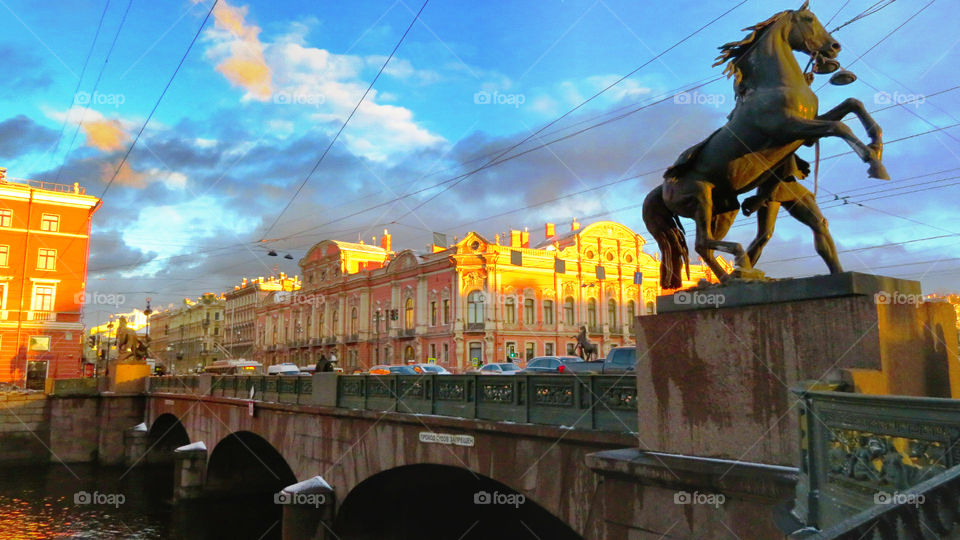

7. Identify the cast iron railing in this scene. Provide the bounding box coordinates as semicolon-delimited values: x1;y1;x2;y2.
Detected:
147;373;638;433
792;388;960;537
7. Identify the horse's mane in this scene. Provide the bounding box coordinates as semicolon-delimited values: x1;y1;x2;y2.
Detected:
713;10;793;91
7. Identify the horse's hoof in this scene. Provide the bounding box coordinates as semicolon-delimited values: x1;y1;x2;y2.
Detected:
868;142;883;161
868;161;890;181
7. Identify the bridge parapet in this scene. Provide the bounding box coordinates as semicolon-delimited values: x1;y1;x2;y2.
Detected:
148;373;638;433
793;388;960;535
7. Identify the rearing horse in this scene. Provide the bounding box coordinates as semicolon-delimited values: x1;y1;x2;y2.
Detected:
643;1;888;288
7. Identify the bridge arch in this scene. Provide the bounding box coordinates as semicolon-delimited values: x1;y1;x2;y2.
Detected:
146;413;190;464
206;431;297;498
335;464;581;540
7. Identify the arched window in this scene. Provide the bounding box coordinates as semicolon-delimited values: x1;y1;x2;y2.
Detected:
404;345;415;363
563;297;575;325
404;298;414;329
504;297;516;324
543;299;554;325
350;308;358;334
318;311;324;337
331;310;338;333
587;298;597;327
627;300;636;322
467;291;484;324
524;298;535;324
646;301;655;315
607;299;617;327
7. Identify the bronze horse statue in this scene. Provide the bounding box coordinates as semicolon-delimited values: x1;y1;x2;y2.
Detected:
643;1;888;289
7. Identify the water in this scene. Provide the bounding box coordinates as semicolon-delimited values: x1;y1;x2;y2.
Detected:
0;463;282;539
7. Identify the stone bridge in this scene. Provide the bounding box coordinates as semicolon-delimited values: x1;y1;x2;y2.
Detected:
139;374;645;539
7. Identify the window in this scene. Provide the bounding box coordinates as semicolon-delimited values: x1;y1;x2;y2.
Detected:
37;248;56;270
31;284;55;312
504;297;516;324
404;345;415;363
318;311;325;337
431;301;438;326
543;299;554;325
443;343;449;363
215;312;220;320
0;209;10;227
524;298;535;324
588;298;597;327
332;310;338;332
429;344;436;360
443;299;450;324
607;299;617;327
566;343;576;355
467;291;484;324
0;245;8;267
628;300;637;322
350;307;358;334
545;342;554;356
469;343;483;367
404;298;414;329
40;214;59;232
525;342;535;361
564;297;575;325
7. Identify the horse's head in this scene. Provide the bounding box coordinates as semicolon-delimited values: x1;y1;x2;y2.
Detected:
787;1;841;61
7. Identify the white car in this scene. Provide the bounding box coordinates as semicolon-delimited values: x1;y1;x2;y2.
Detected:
476;362;522;375
267;363;301;376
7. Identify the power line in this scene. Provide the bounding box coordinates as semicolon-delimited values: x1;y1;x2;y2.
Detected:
55;0;134;183
392;0;750;221
259;0;430;240
99;0;218;200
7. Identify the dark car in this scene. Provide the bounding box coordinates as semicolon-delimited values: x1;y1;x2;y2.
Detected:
523;356;585;374
564;346;636;374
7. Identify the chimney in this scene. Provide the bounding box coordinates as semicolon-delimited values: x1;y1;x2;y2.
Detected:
381;229;392;252
571;218;581;231
510;230;522;247
545;222;555;239
521;227;529;248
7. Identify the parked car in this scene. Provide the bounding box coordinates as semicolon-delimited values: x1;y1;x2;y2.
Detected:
267;363;301;376
367;365;418;375
563;346;636;374
475;362;522;375
410;363;451;375
522;356;585;374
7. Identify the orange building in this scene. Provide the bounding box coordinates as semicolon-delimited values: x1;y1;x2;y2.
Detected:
0;170;100;387
256;220;717;372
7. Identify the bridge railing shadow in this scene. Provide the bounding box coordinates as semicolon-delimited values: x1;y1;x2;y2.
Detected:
147;373;638;433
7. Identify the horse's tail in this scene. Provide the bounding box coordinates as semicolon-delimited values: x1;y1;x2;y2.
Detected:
643;185;689;290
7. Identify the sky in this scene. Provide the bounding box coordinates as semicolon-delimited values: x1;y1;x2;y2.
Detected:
0;0;957;323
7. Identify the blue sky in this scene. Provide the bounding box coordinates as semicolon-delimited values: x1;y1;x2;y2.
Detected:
0;0;957;321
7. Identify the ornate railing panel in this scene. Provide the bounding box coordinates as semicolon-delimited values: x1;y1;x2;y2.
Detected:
794;389;960;534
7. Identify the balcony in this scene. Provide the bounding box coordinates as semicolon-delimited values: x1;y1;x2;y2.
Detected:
588;325;603;335
345;333;359;343
311;338;322;345
401;329;415;338
465;322;484;332
324;337;336;345
28;311;56;322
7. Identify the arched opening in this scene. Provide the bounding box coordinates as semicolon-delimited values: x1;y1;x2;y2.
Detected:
607;298;617;327
335;464;580;540
205;431;297;498
404;298;414;330
147;413;190;464
404;345;415;363
467;290;484;325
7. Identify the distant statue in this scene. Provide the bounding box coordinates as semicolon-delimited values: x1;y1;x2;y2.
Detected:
574;326;598;361
643;1;887;288
115;316;147;363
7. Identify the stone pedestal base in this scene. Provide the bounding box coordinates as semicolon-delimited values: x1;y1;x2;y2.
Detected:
586;449;797;539
278;476;336;540
123;422;148;468
635;272;959;467
110;363;151;393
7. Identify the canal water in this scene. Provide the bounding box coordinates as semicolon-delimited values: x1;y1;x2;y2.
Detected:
0;463;282;539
